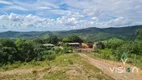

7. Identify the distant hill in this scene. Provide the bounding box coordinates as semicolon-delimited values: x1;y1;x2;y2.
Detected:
55;25;142;41
0;25;142;41
0;31;53;38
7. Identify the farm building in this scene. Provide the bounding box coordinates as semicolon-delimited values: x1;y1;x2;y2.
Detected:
67;42;81;48
87;42;94;48
43;43;55;47
81;43;89;48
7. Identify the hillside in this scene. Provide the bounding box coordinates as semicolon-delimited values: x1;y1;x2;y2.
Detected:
55;25;142;41
0;25;142;41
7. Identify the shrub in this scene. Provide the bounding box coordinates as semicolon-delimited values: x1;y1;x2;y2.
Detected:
98;49;113;59
47;54;56;61
103;38;124;49
63;46;73;53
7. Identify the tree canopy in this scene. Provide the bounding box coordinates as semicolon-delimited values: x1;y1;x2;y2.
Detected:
136;29;142;40
45;36;59;44
62;35;83;43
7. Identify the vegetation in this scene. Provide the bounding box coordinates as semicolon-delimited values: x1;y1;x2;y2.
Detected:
0;38;55;66
0;28;142;67
0;54;114;80
44;36;59;44
62;35;83;43
0;34;84;66
0;26;142;79
136;28;142;40
93;29;142;67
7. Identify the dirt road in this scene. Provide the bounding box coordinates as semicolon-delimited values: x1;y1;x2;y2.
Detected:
79;53;142;80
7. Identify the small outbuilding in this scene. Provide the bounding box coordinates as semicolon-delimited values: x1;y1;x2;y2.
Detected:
87;42;94;48
95;42;105;49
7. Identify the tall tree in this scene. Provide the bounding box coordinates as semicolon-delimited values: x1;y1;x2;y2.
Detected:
45;36;59;44
0;39;18;63
15;39;35;62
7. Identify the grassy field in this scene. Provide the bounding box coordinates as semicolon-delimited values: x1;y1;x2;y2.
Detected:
0;53;114;80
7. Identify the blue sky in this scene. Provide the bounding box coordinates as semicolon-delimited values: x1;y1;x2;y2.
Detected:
0;0;142;31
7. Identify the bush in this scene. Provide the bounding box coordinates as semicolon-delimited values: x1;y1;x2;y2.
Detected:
98;49;113;59
94;47;99;53
114;41;141;56
63;46;73;53
47;54;56;61
52;46;62;54
103;38;124;49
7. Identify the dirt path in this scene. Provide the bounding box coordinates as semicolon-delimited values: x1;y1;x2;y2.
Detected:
78;53;142;80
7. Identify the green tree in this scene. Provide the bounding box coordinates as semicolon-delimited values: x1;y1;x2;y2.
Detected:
136;29;142;40
0;39;18;63
45;36;59;44
33;38;44;44
32;42;45;61
15;39;35;62
62;35;83;43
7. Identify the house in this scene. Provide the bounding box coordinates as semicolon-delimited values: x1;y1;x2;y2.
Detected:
81;43;89;48
43;43;55;47
87;42;94;48
57;41;62;46
67;42;81;48
81;42;94;48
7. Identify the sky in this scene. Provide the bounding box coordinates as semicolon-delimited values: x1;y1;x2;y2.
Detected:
0;0;142;32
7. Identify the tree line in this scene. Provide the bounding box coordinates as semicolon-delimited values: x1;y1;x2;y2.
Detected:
0;35;83;66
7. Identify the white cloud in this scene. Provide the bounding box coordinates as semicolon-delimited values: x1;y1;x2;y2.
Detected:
0;15;9;20
83;8;102;17
12;0;59;11
0;0;142;31
0;0;12;5
63;0;142;23
103;17;132;27
57;17;78;26
36;6;51;10
50;9;71;15
0;13;136;32
9;13;24;21
5;5;28;11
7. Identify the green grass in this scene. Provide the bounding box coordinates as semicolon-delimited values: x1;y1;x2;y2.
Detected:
0;61;50;71
0;53;114;80
0;73;38;80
